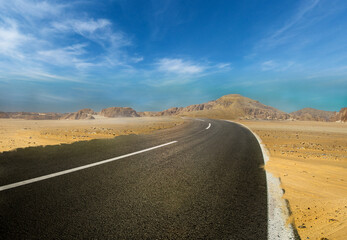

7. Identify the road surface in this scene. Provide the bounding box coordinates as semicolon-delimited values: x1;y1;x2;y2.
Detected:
0;119;268;239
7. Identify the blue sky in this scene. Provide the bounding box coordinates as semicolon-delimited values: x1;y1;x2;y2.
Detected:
0;0;346;113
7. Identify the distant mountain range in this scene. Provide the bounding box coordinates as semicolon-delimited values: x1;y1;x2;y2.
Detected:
290;108;335;122
1;94;346;122
138;94;290;120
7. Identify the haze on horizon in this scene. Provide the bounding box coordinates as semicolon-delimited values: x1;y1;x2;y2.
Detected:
0;0;346;113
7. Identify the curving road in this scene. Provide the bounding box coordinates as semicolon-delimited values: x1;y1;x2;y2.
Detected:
0;119;268;239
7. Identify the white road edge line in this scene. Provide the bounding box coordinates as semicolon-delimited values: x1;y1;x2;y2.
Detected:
0;141;178;192
224;120;295;240
206;123;211;129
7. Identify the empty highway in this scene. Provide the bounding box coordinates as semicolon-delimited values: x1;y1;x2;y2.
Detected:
0;119;269;239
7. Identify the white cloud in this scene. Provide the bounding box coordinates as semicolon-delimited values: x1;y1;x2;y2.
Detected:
156;58;204;74
131;56;144;63
28;71;80;82
0;67;84;83
38;93;73;103
52;19;111;35
256;0;323;50
0;0;65;19
261;60;295;71
38;44;88;66
272;0;320;39
306;65;347;79
0;0;137;79
261;60;278;71
51;18;130;50
216;63;232;70
0;18;30;59
74;19;111;34
143;58;231;87
50;17;131;65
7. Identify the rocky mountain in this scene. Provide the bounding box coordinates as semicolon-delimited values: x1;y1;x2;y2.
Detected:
0;112;64;120
61;108;96;120
156;94;290;120
0;94;344;122
0;109;96;120
290;108;336;122
138;111;160;117
0;107;140;120
0;112;10;118
330;107;347;122
339;108;347;122
99;107;139;118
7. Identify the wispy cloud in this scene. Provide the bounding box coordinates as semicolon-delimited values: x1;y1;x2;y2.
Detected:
156;58;204;74
306;65;347;79
131;56;144;63
0;0;139;83
0;68;85;83
0;18;30;59
50;18;130;49
261;60;295;71
38;93;73;103
38;44;88;66
52;19;111;34
246;0;347;78
254;0;327;52
0;0;65;19
142;58;232;87
215;63;232;70
270;0;320;40
261;60;277;71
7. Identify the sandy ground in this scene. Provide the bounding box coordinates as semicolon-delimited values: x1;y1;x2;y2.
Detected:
0;117;184;153
240;120;347;240
1;117;346;239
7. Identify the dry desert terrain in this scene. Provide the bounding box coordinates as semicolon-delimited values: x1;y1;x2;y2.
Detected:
1;117;346;239
0;117;184;153
241;120;347;240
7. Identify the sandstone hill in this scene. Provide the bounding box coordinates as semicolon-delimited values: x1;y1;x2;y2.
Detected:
0;112;10;118
156;94;290;120
0;94;344;122
99;107;139;118
138;111;160;117
290;108;336;122
0;112;64;120
61;108;96;120
330;107;347;122
339;108;347;122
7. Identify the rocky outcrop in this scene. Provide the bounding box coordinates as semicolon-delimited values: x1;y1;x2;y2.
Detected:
156;94;290;120
158;107;184;116
0;109;96;120
330;107;347;122
340;108;347;122
99;107;139;118
138;111;160;117
0;112;10;118
0;95;343;122
61;108;95;120
1;112;64;120
290;108;335;122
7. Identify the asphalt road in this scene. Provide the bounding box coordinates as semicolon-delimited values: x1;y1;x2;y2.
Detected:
0;119;268;239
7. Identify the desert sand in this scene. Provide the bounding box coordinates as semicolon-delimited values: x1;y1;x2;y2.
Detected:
241;120;347;240
1;117;346;239
0;117;184;153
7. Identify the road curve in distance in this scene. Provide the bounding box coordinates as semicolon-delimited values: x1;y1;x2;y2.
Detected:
0;119;268;239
